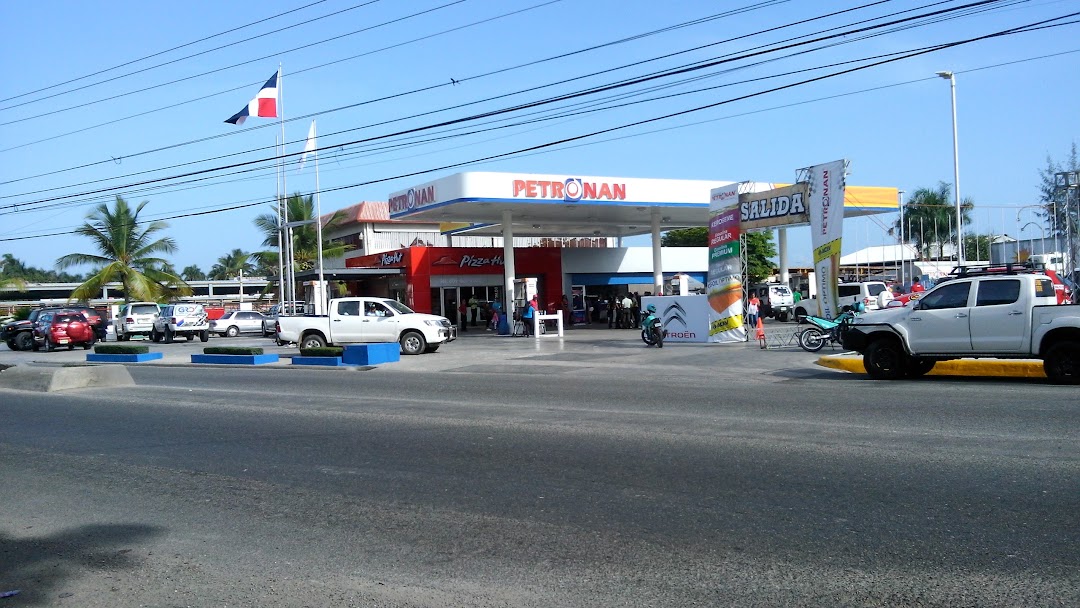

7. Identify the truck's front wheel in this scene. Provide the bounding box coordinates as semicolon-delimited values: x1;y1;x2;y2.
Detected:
1043;342;1080;385
400;331;426;355
300;333;326;349
14;332;34;351
863;340;907;380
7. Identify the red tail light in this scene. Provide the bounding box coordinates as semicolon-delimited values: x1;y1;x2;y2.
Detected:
126;317;135;323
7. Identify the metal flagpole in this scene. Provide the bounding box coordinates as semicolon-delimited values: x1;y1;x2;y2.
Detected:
313;120;326;316
278;63;296;306
275;135;285;307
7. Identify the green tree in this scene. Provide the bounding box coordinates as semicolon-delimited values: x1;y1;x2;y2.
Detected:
661;228;776;284
181;265;206;281
1037;142;1078;249
209;249;255;280
253;193;349;276
745;231;777;284
55;195;191;302
1;253;83;282
890;182;973;259
963;233;993;262
661;227;708;247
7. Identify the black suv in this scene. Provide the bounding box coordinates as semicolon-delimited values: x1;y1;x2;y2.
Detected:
2;305;107;351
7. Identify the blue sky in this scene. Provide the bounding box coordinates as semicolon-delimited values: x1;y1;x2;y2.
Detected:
1;0;1077;272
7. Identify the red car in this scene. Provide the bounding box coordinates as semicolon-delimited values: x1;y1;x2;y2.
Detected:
33;311;97;351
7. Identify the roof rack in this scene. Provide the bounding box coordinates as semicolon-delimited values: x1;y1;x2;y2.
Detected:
943;261;1047;280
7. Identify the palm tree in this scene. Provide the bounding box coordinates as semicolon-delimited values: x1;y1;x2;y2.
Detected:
890;182;973;259
181;265;206;281
209;249;256;280
56;195;191;302
0;276;27;292
253;192;349;277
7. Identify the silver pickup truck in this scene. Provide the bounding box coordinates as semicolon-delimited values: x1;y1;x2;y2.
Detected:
841;273;1079;384
275;297;456;355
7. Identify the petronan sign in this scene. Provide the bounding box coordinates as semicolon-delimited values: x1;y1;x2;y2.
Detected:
739;183;809;231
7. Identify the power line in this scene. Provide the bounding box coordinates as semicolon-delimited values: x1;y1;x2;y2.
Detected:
0;0;470;125
3;13;1071;243
1;0;994;194
0;0;782;155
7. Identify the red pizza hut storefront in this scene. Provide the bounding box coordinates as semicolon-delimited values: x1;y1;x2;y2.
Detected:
345;247;563;325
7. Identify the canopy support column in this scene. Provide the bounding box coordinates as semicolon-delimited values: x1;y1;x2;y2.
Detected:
502;209;516;317
651;209;663;294
778;228;789;286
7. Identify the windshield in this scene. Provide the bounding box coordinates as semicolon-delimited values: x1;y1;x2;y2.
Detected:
131;304;158;315
384;300;415;315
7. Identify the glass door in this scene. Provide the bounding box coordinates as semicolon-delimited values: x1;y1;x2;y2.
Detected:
440;287;461;327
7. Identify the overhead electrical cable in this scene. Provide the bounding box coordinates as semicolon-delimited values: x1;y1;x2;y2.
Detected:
0;0;471;124
0;0;782;154
2;0;985;189
0;1;382;111
2;10;1072;228
0;0;331;104
0;0;1025;202
2;20;1074;242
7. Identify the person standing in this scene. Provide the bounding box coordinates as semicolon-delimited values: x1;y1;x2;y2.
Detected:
631;292;641;328
468;294;479;327
607;294;617;328
522;297;536;337
793;289;802;304
621;294;633;329
911;276;926;293
458;300;468;332
746;293;760;329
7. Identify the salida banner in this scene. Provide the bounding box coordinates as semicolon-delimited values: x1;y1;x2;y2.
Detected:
706;182;745;344
806;159;847;320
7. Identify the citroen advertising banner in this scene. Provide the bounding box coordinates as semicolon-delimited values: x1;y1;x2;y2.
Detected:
706;182;745;343
641;295;710;343
806;160;847;320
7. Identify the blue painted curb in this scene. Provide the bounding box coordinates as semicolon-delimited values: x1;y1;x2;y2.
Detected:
342;343;400;365
291;356;347;367
191;353;279;365
87;352;163;363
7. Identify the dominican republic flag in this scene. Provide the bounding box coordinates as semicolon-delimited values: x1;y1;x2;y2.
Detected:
224;71;278;125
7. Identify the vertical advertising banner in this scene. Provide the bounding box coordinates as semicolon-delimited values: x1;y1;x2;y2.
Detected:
707;183;745;343
806;160;847;320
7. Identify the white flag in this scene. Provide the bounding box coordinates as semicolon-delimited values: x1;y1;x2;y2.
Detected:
299;120;316;169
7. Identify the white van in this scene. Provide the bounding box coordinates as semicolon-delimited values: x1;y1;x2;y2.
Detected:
749;283;796;322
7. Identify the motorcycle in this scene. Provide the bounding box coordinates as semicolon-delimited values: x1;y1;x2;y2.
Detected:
641;312;667;348
797;306;861;352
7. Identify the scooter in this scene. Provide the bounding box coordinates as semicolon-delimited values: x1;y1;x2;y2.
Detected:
641;307;667;348
797;305;861;352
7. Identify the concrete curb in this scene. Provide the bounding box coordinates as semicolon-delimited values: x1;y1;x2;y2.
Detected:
816;354;1046;378
0;363;135;392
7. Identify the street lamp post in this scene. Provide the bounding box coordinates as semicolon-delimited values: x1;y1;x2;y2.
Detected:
937;71;964;264
1054;171;1080;278
898;189;906;287
1021;222;1046;255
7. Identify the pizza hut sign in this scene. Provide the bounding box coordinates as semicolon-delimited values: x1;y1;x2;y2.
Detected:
459;254;503;268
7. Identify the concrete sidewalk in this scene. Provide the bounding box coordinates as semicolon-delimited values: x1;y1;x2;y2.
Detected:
816;353;1047;378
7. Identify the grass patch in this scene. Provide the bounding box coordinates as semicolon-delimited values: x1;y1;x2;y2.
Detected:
94;344;150;354
203;346;264;355
299;346;344;357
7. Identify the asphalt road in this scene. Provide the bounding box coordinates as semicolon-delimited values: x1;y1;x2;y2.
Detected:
1;332;1078;606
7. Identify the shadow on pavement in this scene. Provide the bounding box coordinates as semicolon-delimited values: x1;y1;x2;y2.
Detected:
0;523;162;605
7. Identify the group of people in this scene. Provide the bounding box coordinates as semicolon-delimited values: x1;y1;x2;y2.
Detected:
456;296;504;332
604;293;643;329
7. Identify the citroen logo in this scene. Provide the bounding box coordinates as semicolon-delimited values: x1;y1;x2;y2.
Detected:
662;302;688;328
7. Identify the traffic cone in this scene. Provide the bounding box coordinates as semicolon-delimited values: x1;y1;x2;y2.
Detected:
756;317;766;349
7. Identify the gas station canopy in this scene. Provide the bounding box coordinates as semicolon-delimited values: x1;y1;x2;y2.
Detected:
387;171;899;237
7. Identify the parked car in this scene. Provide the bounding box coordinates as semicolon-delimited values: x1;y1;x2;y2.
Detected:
748;283;796;322
211;310;267;337
794;281;892;321
275;297;456;355
262;302;308;337
62;304;107;342
2;306;101;350
151;303;210;343
33;311;96;351
116;301;161;341
842;273;1079;383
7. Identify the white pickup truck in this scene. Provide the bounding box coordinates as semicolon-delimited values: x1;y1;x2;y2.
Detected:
840;273;1079;384
275;297;456;355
